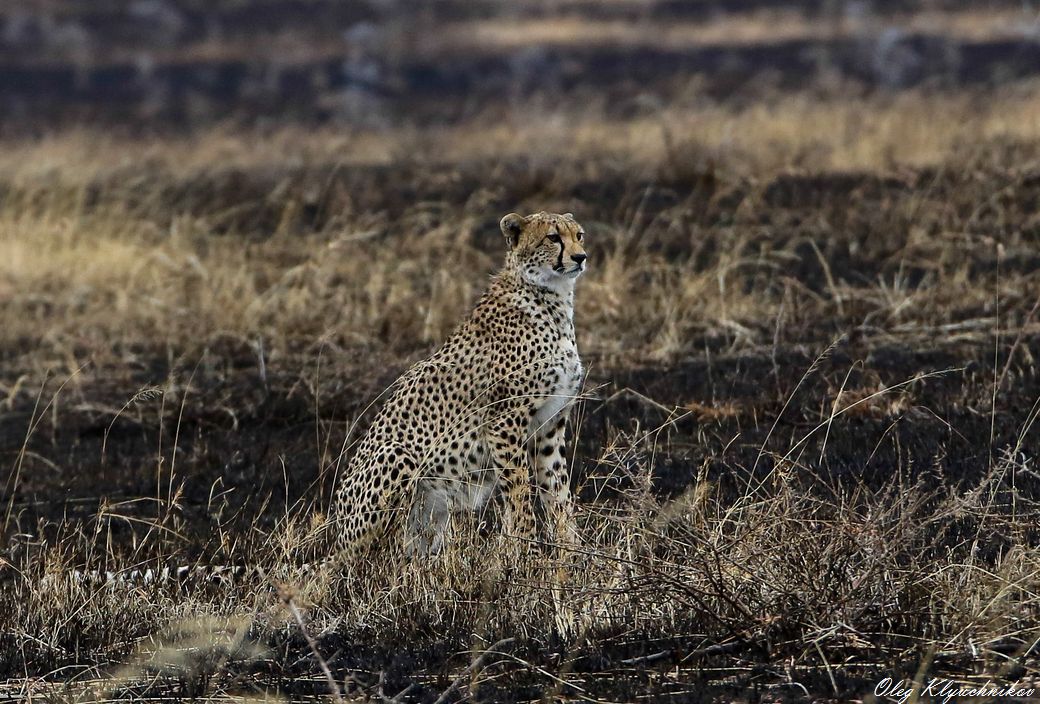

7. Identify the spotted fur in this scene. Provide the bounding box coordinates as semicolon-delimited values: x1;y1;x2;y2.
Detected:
333;211;588;555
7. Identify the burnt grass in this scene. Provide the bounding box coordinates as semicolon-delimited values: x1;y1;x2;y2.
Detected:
1;136;1039;700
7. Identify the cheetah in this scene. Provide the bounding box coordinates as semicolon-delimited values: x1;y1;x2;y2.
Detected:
333;211;588;555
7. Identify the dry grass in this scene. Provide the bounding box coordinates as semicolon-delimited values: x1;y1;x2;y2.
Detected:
6;87;1040;180
3;88;1039;376
4;435;1038;700
1;84;1039;700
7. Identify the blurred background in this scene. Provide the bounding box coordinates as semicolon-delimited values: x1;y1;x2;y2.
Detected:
4;0;1040;131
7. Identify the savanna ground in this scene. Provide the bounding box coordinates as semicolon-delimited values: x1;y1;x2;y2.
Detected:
2;1;1040;702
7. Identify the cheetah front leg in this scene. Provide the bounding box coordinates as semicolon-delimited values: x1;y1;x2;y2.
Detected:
534;414;578;549
487;405;536;545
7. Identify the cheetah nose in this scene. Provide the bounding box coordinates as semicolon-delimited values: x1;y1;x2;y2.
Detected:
571;253;587;266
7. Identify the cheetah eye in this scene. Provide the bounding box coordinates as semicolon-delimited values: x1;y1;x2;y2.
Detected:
577;231;584;241
547;233;562;244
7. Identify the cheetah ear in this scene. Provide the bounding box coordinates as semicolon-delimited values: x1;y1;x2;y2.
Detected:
500;212;525;249
563;212;574;219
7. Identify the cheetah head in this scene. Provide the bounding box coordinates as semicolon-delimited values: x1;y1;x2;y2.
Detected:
500;211;587;289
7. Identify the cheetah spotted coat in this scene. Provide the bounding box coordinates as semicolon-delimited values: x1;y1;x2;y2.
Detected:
333;211;587;555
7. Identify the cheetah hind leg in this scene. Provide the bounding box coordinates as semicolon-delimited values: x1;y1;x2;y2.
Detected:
334;451;417;560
